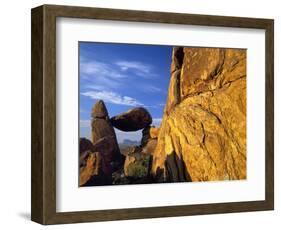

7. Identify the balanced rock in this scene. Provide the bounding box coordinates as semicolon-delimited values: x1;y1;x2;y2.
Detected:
110;107;152;131
152;47;247;182
91;100;121;165
91;100;109;119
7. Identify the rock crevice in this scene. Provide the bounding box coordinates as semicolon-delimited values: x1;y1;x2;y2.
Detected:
152;47;247;182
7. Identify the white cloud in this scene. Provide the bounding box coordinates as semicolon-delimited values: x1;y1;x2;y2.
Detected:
144;85;162;93
81;60;127;79
115;60;158;78
145;103;166;109
81;90;144;107
80;57;160;95
115;61;150;72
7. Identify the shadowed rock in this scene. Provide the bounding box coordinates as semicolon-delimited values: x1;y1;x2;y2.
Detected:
141;126;159;146
79;136;126;186
91;100;121;162
111;107;152;131
91;100;109;119
79;136;118;170
79;137;94;156
165;151;192;182
80;151;112;186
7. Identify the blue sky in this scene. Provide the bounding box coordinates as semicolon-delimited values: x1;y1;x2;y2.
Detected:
79;42;172;143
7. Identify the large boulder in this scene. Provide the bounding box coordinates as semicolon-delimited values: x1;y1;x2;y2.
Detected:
79;137;94;156
152;47;246;182
79;151;112;186
110;107;152;131
91;100;122;167
79;136;118;174
79;135;126;186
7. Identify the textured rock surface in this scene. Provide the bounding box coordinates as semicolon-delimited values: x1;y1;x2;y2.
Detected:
149;127;159;139
152;47;246;182
142;139;157;155
91;100;109;119
124;154;137;176
111;107;152;131
80;152;102;186
91;100;122;166
79;136;119;175
79;151;112;186
79;136;120;186
79;138;94;156
141;126;159;148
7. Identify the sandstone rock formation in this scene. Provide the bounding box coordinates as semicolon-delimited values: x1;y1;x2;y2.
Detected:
79;137;94;156
141;126;159;146
152;47;247;182
79;151;102;186
140;126;159;155
149;127;159;139
142;139;157;155
79;151;112;186
110;107;152;131
91;100;122;166
79;136;118;186
79;136;119;175
91;100;109;118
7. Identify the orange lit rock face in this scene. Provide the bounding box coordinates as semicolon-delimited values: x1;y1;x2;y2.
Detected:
79;152;102;186
152;47;246;182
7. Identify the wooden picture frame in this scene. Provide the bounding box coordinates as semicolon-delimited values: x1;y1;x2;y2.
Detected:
31;4;274;225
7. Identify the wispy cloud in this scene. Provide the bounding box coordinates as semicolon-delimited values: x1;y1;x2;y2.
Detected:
115;61;151;73
80;57;159;93
81;60;127;79
115;60;157;78
81;90;144;107
144;85;162;93
145;103;166;109
80;57;126;92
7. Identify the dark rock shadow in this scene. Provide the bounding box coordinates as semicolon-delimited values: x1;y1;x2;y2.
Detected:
165;151;192;182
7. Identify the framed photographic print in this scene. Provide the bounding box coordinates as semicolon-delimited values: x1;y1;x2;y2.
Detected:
31;4;274;225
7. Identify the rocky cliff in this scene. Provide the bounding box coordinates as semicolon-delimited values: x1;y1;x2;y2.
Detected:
151;47;247;182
